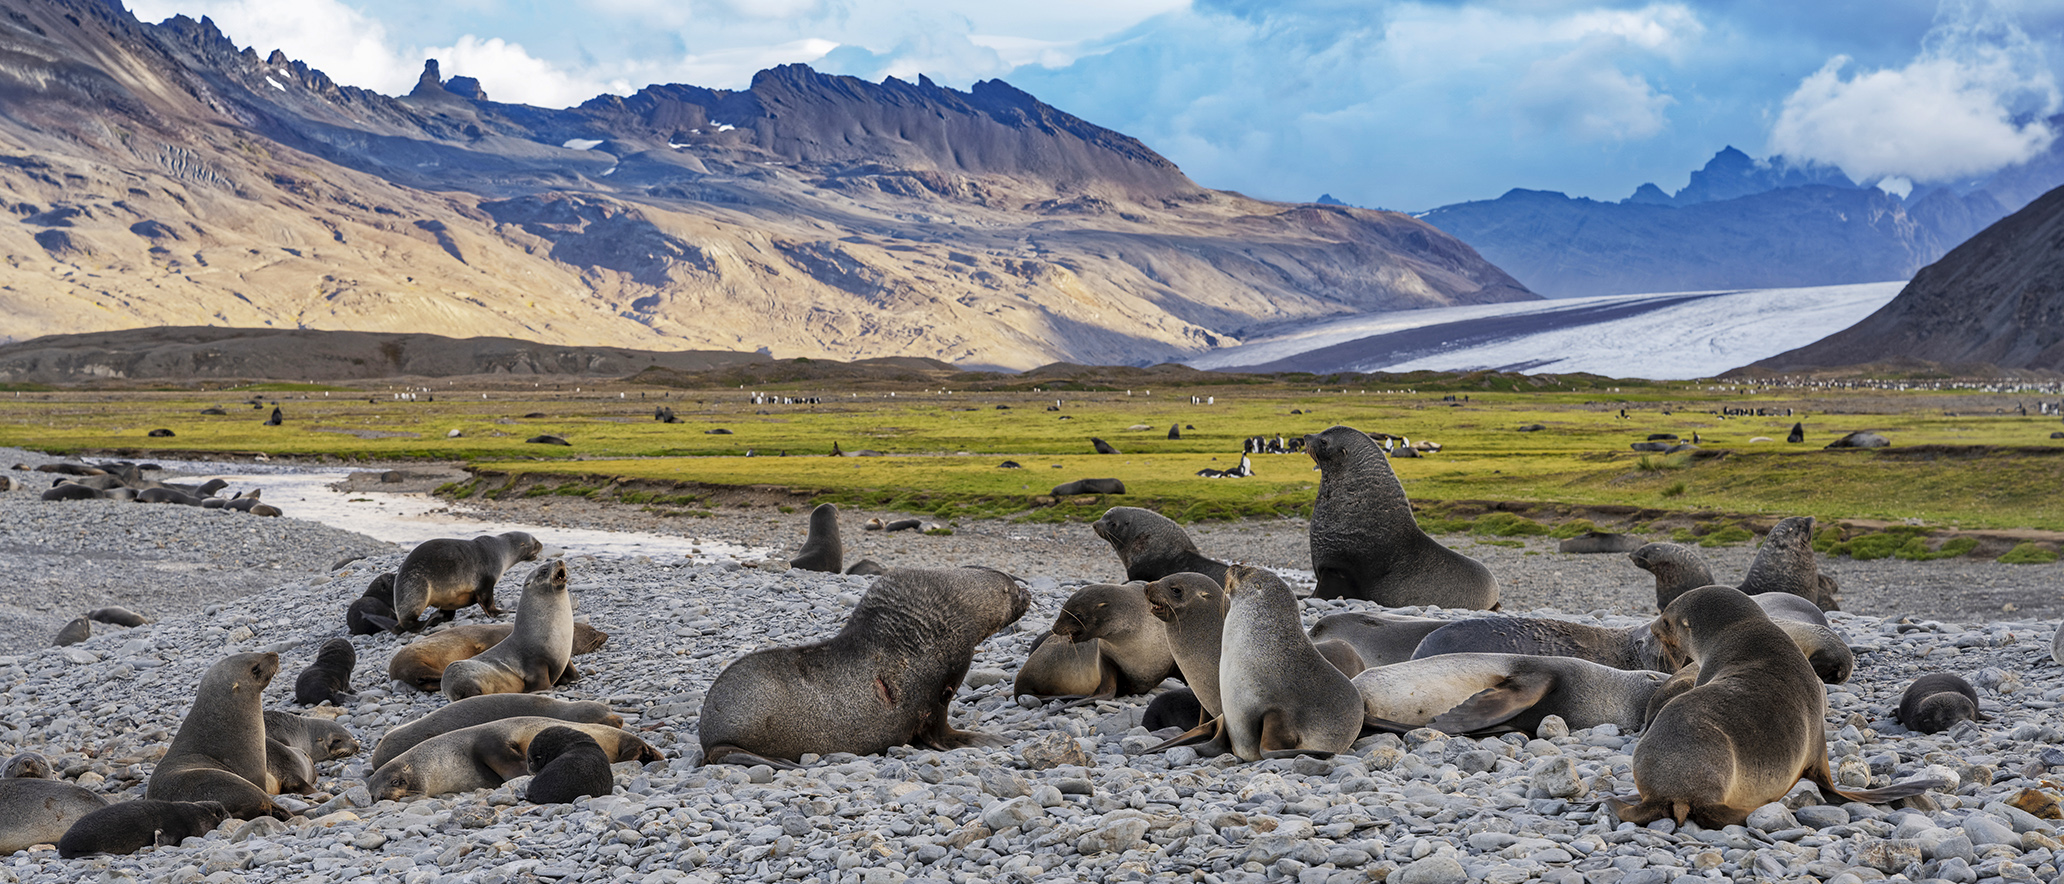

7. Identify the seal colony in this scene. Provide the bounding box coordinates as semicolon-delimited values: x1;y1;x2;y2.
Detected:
2;431;2060;884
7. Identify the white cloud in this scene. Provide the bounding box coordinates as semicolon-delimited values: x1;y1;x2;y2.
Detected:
1768;1;2059;183
1511;41;1676;140
129;0;419;94
426;35;616;106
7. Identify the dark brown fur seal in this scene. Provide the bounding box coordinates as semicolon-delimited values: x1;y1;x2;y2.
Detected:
1092;507;1229;585
1015;582;1176;706
371;695;622;769
0;779;108;853
1306;426;1498;608
86;606;148;627
1218;565;1362;760
52;617;89;647
791;503;843;573
700;567;1029;767
1610;586;1944;827
348;572;400;635
392;532;543;632
263;741;315;794
1897;673;1982;734
293;638;357;706
2;751;52;779
442;561;576;701
367;718;658;801
146;652;289;820
55;799;227;858
524;726;614;803
1353;654;1670;735
387;620;608;692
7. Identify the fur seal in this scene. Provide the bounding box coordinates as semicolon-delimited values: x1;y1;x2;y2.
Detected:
348;572;400;635
524;726;614;803
261;711;358;762
1143;688;1205;733
2;752;52;779
40;484;105;501
392;532;542;632
1737;516;1837;610
1629;542;1714;610
137;487;206;506
1217;565;1363;760
442;561;576;701
387;620;608;692
0;779;108;853
146;652;288;820
367;717;658;801
1305;426;1498;608
1353;654;1670;735
263;741;315;794
264;407;283;426
52;617;89;646
1897;673;1982;734
1090;437;1120;455
1314;639;1367;676
55;799;226;858
1557;531;1644;554
1610;586;1945;827
845;559;887;576
700;567;1028;767
1309;612;1452;668
293;638;356;706
1143;573;1227;732
1092;507;1230;585
87;606;148;627
1052;478;1125;495
1016;583;1177;706
371;695;622;769
791;503;843;573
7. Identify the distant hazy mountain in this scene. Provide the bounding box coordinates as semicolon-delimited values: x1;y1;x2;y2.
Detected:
1411;141;2063;298
1738;183;2064;374
0;0;1533;369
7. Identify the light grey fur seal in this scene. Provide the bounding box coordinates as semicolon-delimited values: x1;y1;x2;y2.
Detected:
1305;426;1498;608
699;567;1028;767
1217;565;1362;761
0;779;109;854
442;561;576;701
1352;654;1671;735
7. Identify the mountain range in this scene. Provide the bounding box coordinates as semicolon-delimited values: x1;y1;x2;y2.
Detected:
1414;142;2064;298
0;0;1531;370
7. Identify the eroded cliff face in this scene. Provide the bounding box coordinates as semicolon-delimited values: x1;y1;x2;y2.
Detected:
1743;183;2064;374
0;0;1533;369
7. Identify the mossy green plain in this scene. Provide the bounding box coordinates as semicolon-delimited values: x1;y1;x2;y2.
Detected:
2;381;2060;529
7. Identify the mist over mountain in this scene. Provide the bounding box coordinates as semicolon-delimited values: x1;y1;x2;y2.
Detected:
0;0;1532;370
1412;139;2064;298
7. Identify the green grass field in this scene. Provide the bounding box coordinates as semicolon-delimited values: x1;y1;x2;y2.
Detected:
5;378;2060;532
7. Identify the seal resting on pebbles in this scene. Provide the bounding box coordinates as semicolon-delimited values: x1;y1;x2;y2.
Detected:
1896;673;1983;734
387;620;608;692
146;652;289;820
1610;586;1944;827
1305;426;1497;608
1352;654;1669;736
261;711;359;762
524;726;615;803
391;532;543;632
55;799;226;858
699;567;1029;767
0;779;108;853
1015;582;1176;707
367;718;658;801
372;695;622;769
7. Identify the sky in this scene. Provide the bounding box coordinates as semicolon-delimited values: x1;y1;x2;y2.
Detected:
123;0;2064;211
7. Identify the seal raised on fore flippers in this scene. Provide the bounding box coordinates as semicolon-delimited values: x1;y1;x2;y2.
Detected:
1305;426;1498;608
391;532;543;632
1610;586;1945;827
442;561;576;701
790;503;843;573
387;620;607;692
1217;565;1363;761
699;567;1028;767
1738;516;1838;610
1092;507;1229;585
146;652;289;820
293;638;357;706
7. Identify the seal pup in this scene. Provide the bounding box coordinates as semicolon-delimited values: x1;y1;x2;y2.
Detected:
1143;689;1206;733
347;572;400;635
52;617;89;646
1305;426;1498;608
845;559;887;576
1896;673;1982;734
700;567;1029;767
524;726;614;803
442;561;575;701
1309;612;1452;668
86;606;148;627
2;752;52;779
1016;583;1177;707
1217;565;1363;761
367;717;658;801
1352;654;1670;735
0;778;108;853
387;620;608;692
146;652;289;820
392;532;543;632
293;638;356;706
1091;507;1229;585
55;799;226;858
261;711;359;762
1609;586;1945;827
790;503;843;573
372;695;622;768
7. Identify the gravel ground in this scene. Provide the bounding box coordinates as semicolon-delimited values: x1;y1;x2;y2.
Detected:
6;449;2064;883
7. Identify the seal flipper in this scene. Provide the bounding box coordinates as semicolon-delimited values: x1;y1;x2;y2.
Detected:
1424;670;1555;735
475;574;502;617
553;661;582;685
1147;717;1221;752
1051;669;1120;710
701;745;802;770
1805;764;1949;805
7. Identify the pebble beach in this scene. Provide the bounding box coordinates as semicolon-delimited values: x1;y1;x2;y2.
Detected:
5;448;2064;884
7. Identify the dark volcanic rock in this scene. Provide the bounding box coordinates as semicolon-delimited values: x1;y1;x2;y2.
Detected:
1742;183;2064;373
